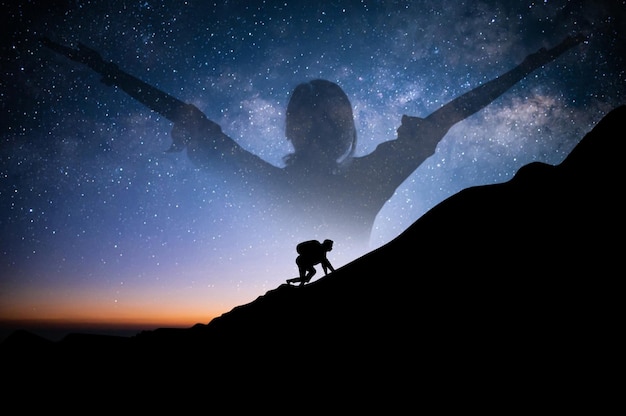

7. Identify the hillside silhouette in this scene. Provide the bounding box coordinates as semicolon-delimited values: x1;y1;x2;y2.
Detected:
2;105;623;409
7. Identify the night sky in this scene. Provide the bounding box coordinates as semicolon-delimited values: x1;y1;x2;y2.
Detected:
2;0;624;336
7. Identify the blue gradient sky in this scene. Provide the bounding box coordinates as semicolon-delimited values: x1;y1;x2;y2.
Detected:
2;0;624;337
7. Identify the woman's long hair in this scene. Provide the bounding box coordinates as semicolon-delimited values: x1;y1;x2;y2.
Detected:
283;79;357;167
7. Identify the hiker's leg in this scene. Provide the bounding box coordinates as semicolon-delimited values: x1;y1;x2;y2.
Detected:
295;257;307;279
303;267;316;283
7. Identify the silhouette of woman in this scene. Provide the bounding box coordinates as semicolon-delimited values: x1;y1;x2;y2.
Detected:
40;35;586;249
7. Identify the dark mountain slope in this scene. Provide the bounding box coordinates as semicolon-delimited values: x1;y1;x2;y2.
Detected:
131;105;623;405
2;105;623;408
192;103;624;355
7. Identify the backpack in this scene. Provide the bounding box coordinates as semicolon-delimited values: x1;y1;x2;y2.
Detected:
296;240;320;256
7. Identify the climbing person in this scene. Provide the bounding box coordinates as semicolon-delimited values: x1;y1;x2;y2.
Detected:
287;239;335;286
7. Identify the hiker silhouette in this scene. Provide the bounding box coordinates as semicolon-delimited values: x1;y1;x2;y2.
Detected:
40;34;586;249
287;239;335;286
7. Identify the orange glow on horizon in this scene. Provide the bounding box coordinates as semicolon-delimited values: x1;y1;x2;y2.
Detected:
0;274;267;332
0;304;223;331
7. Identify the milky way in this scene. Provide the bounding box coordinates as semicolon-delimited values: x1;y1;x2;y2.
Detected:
2;1;624;332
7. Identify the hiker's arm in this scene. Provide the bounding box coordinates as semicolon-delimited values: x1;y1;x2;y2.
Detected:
322;258;335;274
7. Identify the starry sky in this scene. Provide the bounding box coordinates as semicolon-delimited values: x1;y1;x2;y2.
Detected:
2;0;625;337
